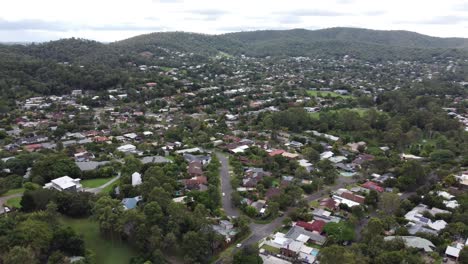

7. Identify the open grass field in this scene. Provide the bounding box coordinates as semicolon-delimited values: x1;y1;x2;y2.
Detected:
59;216;136;264
6;197;22;208
307;90;353;99
81;177;114;188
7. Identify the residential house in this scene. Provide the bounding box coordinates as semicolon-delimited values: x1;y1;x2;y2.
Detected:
117;144;136;153
333;189;365;207
188;161;204;177
404;204;449;232
122;196;142;210
75;161;110;171
268;149;285;157
361;181;384;193
265;188;282;201
351;154;375;168
140;156;172;164
44;176;82;192
319;198;339;211
182;176;208;190
132;172;142;186
296;220;326;233
183;153;211;166
212;220;238;243
384;236;435;253
285;225;327;246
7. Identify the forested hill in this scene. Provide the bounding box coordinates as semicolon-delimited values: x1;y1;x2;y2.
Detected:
113;27;468;60
3;27;468;64
225;28;468;49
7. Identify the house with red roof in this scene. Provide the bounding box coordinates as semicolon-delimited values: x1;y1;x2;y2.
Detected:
24;144;43;152
362;181;384;193
296;220;326;233
320;198;339;211
268;149;285;157
182;176;208;190
265;187;282;200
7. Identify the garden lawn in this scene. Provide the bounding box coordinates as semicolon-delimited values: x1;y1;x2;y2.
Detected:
307;90;353;99
6;197;22;208
59;216;136;264
2;187;25;197
261;244;280;254
81;177;114;188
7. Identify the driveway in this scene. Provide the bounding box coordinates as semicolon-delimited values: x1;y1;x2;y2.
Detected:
216;152;240;217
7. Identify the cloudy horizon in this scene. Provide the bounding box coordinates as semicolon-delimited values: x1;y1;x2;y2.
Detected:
1;0;468;42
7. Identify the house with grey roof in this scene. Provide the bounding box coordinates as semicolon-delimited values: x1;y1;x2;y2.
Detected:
384;236;435;252
75;161;110;171
140;155;172;164
285;225;327;245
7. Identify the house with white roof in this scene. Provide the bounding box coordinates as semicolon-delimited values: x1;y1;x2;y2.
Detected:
131;172;142;186
404;204;449;232
117;144;136;153
44;176;82;192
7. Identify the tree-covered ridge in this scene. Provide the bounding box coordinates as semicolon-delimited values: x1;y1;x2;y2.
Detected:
225;27;468;49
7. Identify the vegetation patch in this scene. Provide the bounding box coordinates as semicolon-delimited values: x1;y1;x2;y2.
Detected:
2;187;25;197
81;177;114;188
307;90;353;99
5;197;22;208
59;216;136;264
261;244;281;254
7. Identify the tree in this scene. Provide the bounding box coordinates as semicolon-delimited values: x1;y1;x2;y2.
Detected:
182;231;211;263
319;245;367;264
17;219;53;253
351;205;365;219
459;247;468;264
315;160;339;184
365;190;379;208
302;147;320;162
323;222;355;242
245;206;258;218
3;246;37;264
30;154;80;184
430;149;455;164
91;196;124;238
233;245;263;264
50;227;85;256
379;192;400;214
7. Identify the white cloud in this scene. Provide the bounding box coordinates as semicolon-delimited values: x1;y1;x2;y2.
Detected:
0;0;467;42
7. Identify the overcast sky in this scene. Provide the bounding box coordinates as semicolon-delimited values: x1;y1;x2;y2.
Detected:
1;0;468;42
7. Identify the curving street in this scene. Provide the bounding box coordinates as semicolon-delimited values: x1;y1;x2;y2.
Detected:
216;151;357;247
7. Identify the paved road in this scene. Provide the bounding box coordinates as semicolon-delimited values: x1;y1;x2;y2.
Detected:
216;152;240;217
215;153;358;248
244;175;356;246
214;154;364;263
84;173;121;194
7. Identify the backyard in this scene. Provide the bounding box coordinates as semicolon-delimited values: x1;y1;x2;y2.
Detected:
59;216;136;264
81;177;114;188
